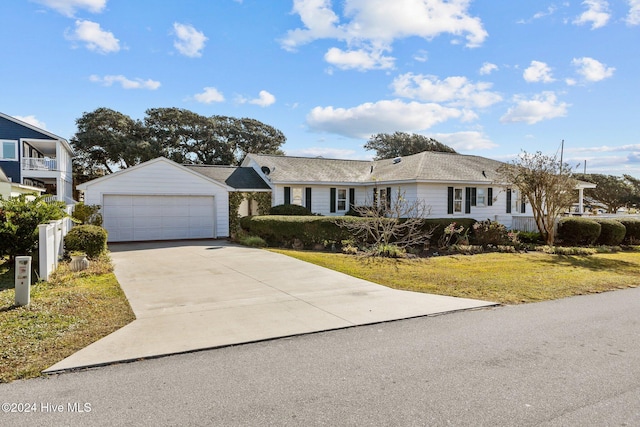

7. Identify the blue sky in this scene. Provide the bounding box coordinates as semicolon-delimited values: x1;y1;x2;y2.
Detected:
2;0;640;177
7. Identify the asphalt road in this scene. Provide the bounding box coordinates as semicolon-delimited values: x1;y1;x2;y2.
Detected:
1;287;639;426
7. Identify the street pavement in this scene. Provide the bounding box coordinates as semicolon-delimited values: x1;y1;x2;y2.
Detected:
2;286;639;426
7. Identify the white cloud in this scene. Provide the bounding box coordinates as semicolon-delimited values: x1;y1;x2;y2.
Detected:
479;62;498;75
13;115;47;130
306;99;462;138
31;0;106;17
193;87;225;103
90;75;160;90
281;0;487;70
627;0;640;25
571;57;615;82
66;20;120;54
391;73;502;109
431;131;498;150
573;0;610;29
172;23;207;58
324;47;395;71
249;90;276;107
566;143;640;153
523;60;555;83
500;91;569;124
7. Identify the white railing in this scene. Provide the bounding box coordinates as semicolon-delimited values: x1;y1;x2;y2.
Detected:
22;157;57;171
511;216;538;232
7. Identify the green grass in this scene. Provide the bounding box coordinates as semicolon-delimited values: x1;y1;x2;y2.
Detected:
0;255;135;383
269;248;640;305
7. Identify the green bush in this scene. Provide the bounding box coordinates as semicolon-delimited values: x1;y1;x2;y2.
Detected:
372;244;406;258
0;194;67;259
618;218;640;244
64;225;108;258
518;231;542;244
238;235;267;248
72;202;103;226
470;219;514;247
268;204;313;216
593;219;626;246
240;215;356;248
557;217;601;246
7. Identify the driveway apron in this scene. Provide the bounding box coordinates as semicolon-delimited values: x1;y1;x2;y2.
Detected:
45;240;496;372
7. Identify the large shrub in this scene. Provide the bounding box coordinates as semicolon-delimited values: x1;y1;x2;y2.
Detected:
594;219;626;246
268;204;313;216
0;194;67;259
64;225;108;258
618;218;640;244
72;202;103;226
470;219;514;247
557;217;601;246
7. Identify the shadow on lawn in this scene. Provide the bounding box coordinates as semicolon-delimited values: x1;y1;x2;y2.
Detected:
538;254;640;274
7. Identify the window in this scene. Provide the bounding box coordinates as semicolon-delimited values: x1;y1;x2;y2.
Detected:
0;140;18;160
337;189;347;211
476;188;486;207
454;188;463;213
292;187;303;206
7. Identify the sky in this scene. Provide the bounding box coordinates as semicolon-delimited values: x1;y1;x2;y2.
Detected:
2;0;640;177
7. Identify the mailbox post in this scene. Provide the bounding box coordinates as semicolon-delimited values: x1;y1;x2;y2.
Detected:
15;256;31;307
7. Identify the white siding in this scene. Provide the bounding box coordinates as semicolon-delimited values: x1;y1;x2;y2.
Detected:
81;159;230;239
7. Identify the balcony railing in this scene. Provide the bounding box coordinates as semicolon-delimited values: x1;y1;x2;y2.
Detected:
22;157;57;171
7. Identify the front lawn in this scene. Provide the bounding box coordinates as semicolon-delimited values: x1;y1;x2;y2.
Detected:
270;248;640;304
0;256;135;383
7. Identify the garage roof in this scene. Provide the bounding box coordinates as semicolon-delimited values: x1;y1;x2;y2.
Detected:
184;165;271;190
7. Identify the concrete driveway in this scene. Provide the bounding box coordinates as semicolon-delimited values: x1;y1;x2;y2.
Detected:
46;240;496;373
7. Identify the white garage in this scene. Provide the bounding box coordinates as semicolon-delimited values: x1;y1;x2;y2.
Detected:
103;195;216;242
78;158;231;242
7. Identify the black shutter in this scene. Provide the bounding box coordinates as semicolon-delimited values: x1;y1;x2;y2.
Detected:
284;186;291;205
349;188;355;209
373;188;378;207
447;187;454;214
488;188;493;206
506;189;512;214
465;187;472;214
386;187;392;209
471;187;477;206
521;198;526;214
305;187;312;210
330;188;336;213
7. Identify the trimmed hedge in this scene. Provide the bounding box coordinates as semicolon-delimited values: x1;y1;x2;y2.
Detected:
618;218;640;244
268;204;313;216
557;217;601;246
240;215;356;247
594;219;626;246
240;215;475;249
64;225;108;258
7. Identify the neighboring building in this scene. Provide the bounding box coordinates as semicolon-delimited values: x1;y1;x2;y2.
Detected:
0;166;45;199
0;112;74;203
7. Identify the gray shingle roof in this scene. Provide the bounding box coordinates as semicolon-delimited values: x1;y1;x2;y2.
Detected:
246;151;505;184
184;165;271;190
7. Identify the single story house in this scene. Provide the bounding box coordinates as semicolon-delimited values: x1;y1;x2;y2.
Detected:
78;151;594;242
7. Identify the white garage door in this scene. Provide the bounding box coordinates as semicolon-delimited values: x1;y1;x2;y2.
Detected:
103;195;215;242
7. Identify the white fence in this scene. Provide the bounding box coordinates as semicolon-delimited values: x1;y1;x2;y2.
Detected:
510;214;640;233
37;206;74;281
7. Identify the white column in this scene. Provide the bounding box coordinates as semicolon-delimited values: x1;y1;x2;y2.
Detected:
578;188;584;214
